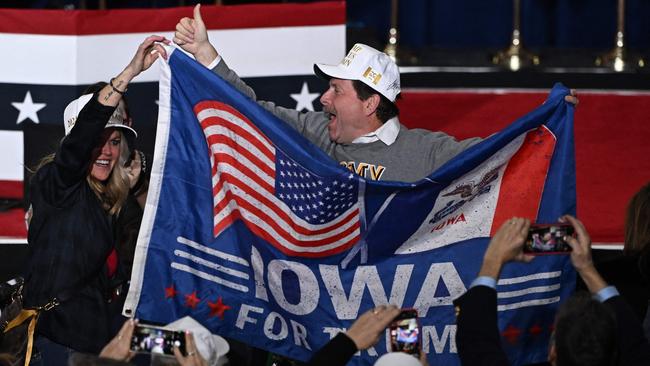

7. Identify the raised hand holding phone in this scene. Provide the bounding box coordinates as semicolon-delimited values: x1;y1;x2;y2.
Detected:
389;308;421;357
99;318;137;362
345;304;401;350
130;323;186;356
524;223;575;255
173;331;208;366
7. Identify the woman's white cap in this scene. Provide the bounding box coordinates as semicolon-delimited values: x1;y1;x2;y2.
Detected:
63;93;137;138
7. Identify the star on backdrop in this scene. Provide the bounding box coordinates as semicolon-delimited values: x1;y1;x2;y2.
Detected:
11;91;46;125
290;82;319;112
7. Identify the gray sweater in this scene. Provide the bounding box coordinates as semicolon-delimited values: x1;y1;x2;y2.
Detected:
212;59;482;183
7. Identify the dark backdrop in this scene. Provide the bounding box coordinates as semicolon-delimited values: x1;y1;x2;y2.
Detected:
348;0;650;50
2;1;649;50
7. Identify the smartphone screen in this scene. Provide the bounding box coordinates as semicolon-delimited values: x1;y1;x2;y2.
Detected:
130;324;186;356
389;309;420;356
524;223;574;254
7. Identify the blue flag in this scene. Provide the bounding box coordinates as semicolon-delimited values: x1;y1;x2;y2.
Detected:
125;49;576;365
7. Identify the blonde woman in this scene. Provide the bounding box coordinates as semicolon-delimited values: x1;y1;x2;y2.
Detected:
23;35;168;365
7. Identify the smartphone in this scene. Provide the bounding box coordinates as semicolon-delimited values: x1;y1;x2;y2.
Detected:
389;308;420;357
524;223;575;254
130;323;186;356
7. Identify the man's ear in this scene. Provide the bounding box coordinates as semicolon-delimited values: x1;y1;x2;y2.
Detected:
548;342;557;366
363;94;380;117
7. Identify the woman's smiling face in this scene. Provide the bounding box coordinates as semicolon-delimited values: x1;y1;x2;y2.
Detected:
90;128;121;182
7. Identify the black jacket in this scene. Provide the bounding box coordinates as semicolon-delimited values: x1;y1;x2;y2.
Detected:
454;285;650;366
593;253;650;320
454;285;510;366
23;94;121;353
306;332;358;366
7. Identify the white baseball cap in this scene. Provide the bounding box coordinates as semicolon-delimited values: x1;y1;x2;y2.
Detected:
374;352;422;366
314;43;401;102
63;93;137;138
166;316;229;365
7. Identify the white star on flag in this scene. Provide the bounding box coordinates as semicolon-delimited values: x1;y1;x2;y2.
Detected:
290;82;320;112
12;91;46;125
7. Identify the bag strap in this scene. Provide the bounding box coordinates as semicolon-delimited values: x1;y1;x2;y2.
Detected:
4;309;39;366
13;252;111;366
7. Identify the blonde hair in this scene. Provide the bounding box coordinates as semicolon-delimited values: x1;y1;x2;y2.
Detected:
34;129;131;216
624;182;650;255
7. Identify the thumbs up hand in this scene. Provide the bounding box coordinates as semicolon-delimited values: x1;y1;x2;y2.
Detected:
174;4;218;67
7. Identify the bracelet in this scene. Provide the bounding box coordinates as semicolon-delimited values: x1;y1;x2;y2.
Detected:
109;78;127;95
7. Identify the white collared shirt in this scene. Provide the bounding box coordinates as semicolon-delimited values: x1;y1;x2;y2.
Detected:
206;55;223;70
351;117;400;145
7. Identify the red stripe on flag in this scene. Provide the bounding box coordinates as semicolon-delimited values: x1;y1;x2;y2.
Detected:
0;208;27;238
223;196;360;247
207;135;275;178
213;207;237;237
212;182;360;256
212;153;275;194
213;172;359;239
0;2;345;35
0;180;23;200
491;126;556;235
244;218;360;258
197;101;274;148
201;121;275;160
202;120;275;163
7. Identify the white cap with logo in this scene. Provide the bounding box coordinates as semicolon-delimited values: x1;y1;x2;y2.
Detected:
314;43;401;102
63;93;137;138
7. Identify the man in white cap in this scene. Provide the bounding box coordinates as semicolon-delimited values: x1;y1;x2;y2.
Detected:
173;5;577;183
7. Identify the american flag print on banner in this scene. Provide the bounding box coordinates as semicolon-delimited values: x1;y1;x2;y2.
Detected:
125;49;577;366
195;101;361;257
